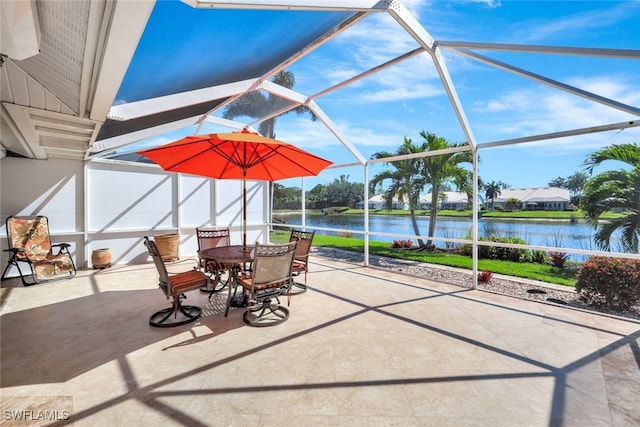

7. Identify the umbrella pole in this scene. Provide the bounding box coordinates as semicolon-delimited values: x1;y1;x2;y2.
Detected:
243;178;247;249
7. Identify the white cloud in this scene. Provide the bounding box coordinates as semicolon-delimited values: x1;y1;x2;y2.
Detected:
463;0;501;9
567;75;640;107
521;2;640;42
275;116;414;158
477;91;535;113
472;75;640;153
337;13;419;59
360;83;443;102
305;11;443;104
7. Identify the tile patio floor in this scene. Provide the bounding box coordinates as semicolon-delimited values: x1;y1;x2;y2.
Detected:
1;255;639;426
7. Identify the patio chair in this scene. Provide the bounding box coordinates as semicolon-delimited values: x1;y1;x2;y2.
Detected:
196;227;231;293
236;241;297;327
288;229;315;293
1;215;76;286
144;236;208;327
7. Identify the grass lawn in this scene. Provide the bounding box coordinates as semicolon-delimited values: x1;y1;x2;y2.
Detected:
270;230;578;287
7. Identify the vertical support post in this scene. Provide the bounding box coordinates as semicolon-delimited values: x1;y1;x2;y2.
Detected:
472;148;479;289
301;177;306;229
364;163;369;266
83;162;89;268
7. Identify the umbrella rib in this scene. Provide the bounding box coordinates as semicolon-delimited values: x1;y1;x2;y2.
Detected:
272;146;326;177
147;139;214;171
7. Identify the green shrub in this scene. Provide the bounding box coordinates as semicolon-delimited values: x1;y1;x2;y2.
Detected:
459;236;530;262
531;250;547;264
575;257;640;310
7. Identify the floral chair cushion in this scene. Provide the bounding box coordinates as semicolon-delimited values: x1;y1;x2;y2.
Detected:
6;216;75;280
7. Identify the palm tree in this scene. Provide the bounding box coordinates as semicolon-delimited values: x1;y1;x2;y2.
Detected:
438;192;448;210
370;131;472;249
581;142;640;253
565;171;588;204
222;70;315;138
370;138;428;247
420;131;473;248
222;70;316;224
484;180;507;210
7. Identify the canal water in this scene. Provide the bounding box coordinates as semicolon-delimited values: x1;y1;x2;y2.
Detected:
280;213;612;260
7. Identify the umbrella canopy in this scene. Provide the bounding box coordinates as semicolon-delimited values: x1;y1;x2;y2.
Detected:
137;129;332;181
137;129;332;246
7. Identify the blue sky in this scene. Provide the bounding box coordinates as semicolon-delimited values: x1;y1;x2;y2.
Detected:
116;1;640;192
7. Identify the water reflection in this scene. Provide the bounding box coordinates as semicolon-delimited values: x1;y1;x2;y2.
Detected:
281;213;606;259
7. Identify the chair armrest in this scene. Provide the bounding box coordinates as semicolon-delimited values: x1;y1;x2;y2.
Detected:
6;247;42;261
50;243;72;256
51;243;71;249
166;259;199;274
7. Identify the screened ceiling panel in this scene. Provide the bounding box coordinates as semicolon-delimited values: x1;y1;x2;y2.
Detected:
114;1;356;103
2;1;638;164
85;0;638;168
218;90;299;128
97;98;229;141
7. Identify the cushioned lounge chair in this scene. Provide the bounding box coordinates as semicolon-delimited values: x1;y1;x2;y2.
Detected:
1;215;76;286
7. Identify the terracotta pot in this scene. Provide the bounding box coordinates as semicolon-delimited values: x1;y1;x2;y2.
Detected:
92;248;112;269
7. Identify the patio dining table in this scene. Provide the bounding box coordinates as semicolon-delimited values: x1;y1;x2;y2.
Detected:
198;245;253;315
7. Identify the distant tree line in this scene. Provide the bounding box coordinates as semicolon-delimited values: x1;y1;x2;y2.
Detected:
548;172;587;204
273;175;364;210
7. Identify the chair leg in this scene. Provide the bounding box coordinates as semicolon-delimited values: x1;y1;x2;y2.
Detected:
149;294;202;328
200;268;228;294
223;266;247;315
0;261;12;282
2;256;75;286
243;297;290;327
224;282;240;317
290;272;307;294
1;258;34;286
224;286;233;317
207;271;228;297
293;281;307;291
11;263;38;286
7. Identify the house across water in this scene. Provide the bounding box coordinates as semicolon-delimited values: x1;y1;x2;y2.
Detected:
362;187;571;211
489;187;571;211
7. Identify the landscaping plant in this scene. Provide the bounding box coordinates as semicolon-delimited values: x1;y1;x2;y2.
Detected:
391;239;413;249
548;251;569;268
575;256;640;310
477;270;493;283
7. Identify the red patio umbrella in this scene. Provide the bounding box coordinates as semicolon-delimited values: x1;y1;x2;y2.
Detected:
137;129;332;247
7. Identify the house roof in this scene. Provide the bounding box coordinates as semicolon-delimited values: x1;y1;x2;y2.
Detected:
420;191;471;204
1;1;639;164
493;187;570;203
